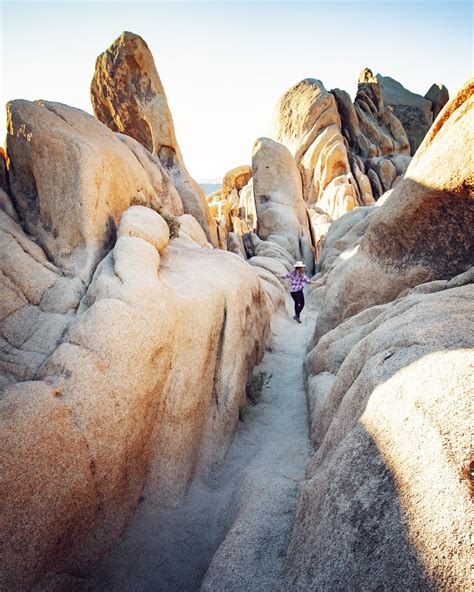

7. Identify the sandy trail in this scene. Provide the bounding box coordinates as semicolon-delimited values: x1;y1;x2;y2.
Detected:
86;302;315;592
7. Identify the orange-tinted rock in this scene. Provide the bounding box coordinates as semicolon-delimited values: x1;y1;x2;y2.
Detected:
91;31;217;245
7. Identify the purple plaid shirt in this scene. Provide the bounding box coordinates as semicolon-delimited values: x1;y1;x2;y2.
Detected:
282;271;310;292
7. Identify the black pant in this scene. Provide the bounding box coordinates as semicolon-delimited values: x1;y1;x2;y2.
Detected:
290;290;305;316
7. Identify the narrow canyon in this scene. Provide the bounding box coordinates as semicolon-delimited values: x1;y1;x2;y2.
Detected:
1;31;472;592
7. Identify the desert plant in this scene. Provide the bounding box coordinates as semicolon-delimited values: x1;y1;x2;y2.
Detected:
158;209;180;239
238;403;253;422
246;371;272;405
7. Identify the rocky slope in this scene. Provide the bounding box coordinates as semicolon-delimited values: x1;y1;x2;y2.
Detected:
0;100;270;591
280;79;473;591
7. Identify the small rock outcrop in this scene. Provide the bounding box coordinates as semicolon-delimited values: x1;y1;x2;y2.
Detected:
90;31;218;245
206;165;256;251
280;79;473;591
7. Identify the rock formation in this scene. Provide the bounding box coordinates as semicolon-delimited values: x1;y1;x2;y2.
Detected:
377;74;434;155
90;31;218;245
206;165;256;252
274;70;449;259
275;78;369;218
252;137;314;271
425;82;450;120
5;99;185;283
0;100;270;590
280;79;473;591
312;77;473;340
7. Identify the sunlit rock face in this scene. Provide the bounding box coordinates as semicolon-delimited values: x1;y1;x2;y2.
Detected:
90;31;218;246
313;78;473;339
274;71;450;259
275;78;368;219
281;79;473;591
0;99;270;590
274;77;374;258
5;99;180;282
252;137;314;273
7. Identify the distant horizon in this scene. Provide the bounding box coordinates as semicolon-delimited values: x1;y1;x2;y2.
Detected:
1;1;472;179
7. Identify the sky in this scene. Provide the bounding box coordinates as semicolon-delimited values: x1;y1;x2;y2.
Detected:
1;0;472;181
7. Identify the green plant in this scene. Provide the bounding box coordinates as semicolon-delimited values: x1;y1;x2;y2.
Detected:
238;403;253;422
246;371;272;405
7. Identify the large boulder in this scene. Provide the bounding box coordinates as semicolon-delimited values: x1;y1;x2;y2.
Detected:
5;100;179;281
282;282;473;591
252;137;314;272
275;79;361;217
90;31;217;245
313;79;474;340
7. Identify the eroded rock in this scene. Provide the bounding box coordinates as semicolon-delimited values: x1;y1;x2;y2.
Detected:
91;31;217;245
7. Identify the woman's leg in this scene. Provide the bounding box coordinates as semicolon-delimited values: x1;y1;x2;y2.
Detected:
290;291;298;315
295;290;305;315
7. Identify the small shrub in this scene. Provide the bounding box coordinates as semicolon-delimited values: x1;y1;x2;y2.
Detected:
238;403;253;422
246;371;272;405
159;209;181;240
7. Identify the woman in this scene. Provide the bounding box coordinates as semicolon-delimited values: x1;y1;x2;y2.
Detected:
280;261;317;323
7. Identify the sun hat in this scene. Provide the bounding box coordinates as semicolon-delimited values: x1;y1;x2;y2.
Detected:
293;261;305;268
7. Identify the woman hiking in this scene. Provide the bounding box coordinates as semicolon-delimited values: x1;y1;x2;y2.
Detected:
280;261;317;323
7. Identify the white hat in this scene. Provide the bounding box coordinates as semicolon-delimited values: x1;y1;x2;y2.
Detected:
293;261;305;267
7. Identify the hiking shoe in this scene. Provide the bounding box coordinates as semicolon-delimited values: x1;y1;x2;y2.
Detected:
293;315;301;323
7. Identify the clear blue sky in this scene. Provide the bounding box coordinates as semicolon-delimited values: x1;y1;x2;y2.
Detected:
1;1;472;180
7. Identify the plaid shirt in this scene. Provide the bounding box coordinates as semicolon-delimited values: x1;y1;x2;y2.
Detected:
282;270;310;292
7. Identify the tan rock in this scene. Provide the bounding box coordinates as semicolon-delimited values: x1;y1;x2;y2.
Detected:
90;31;217;245
313;79;474;340
252;137;314;271
284;284;473;591
221;165;252;196
6;100;161;281
1;200;270;590
117;205;170;252
115;133;183;216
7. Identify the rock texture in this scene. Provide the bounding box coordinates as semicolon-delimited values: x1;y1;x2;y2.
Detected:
252;137;314;272
90;31;217;245
313;78;474;340
275;78;368;218
0;100;270;590
378;74;437;155
5;99;181;281
280;79;474;591
425;83;450;120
